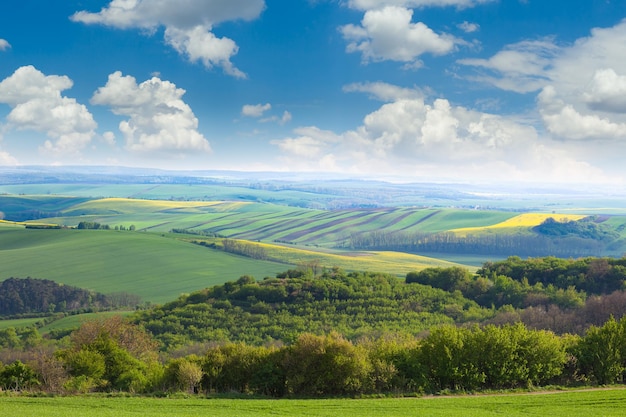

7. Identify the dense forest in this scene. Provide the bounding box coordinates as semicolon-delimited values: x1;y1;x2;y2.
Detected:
3;256;626;396
132;270;487;349
0;278;140;316
0;278;110;316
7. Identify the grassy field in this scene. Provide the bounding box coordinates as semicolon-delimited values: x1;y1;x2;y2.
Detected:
1;389;625;416
0;317;42;330
3;194;626;309
0;226;467;306
0;228;285;304
0;311;134;334
38;311;134;333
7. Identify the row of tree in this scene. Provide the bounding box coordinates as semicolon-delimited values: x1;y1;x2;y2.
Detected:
3;316;626;395
76;222;136;231
347;231;607;257
221;239;269;260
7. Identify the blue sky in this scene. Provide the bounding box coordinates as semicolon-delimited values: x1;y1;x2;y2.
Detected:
1;0;626;185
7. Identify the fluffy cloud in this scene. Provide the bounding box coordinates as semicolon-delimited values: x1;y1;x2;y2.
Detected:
262;110;292;126
242;103;272;117
0;39;10;51
91;71;211;153
164;26;245;78
343;81;422;102
71;0;265;78
243;104;291;125
538;86;626;141
0;150;18;165
583;69;626;113
279;111;292;125
271;127;342;171
540;21;626;141
273;92;613;183
341;6;457;66
348;0;495;11
0;66;96;155
458;39;558;93
458;19;626;146
457;21;479;33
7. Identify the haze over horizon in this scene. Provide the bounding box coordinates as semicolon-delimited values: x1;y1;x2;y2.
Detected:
1;1;626;185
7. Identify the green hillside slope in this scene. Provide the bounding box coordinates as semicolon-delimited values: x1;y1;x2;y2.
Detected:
132;269;491;348
0;228;284;304
31;197;519;247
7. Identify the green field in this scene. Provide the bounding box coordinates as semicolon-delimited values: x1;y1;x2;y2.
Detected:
0;317;42;330
1;389;625;416
0;228;285;304
0;311;133;334
3;193;626;307
0;226;467;306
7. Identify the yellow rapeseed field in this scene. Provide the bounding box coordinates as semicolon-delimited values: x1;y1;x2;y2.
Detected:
452;213;587;234
229;239;465;274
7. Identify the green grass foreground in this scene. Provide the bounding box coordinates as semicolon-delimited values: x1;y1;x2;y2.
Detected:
2;389;626;417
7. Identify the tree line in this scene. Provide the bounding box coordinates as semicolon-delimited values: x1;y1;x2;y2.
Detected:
347;231;608;258
0;277;141;316
3;315;626;395
76;221;136;231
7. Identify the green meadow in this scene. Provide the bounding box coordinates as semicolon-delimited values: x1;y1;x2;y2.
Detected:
1;389;625;417
0;226;466;303
0;227;284;304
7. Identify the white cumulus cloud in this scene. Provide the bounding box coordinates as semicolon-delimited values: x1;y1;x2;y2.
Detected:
0;66;97;155
348;0;495;11
272;94;614;184
459;20;626;147
583;68;626;114
540;21;626;141
343;81;422;102
242;103;272;117
457;21;479;33
341;6;457;66
71;0;265;78
91;71;211;154
538;86;626;141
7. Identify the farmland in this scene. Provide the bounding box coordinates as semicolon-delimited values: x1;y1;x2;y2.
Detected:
2;188;626;306
0;223;467;305
25;197;523;246
1;389;626;417
0;227;285;304
451;213;588;234
2;169;626;339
